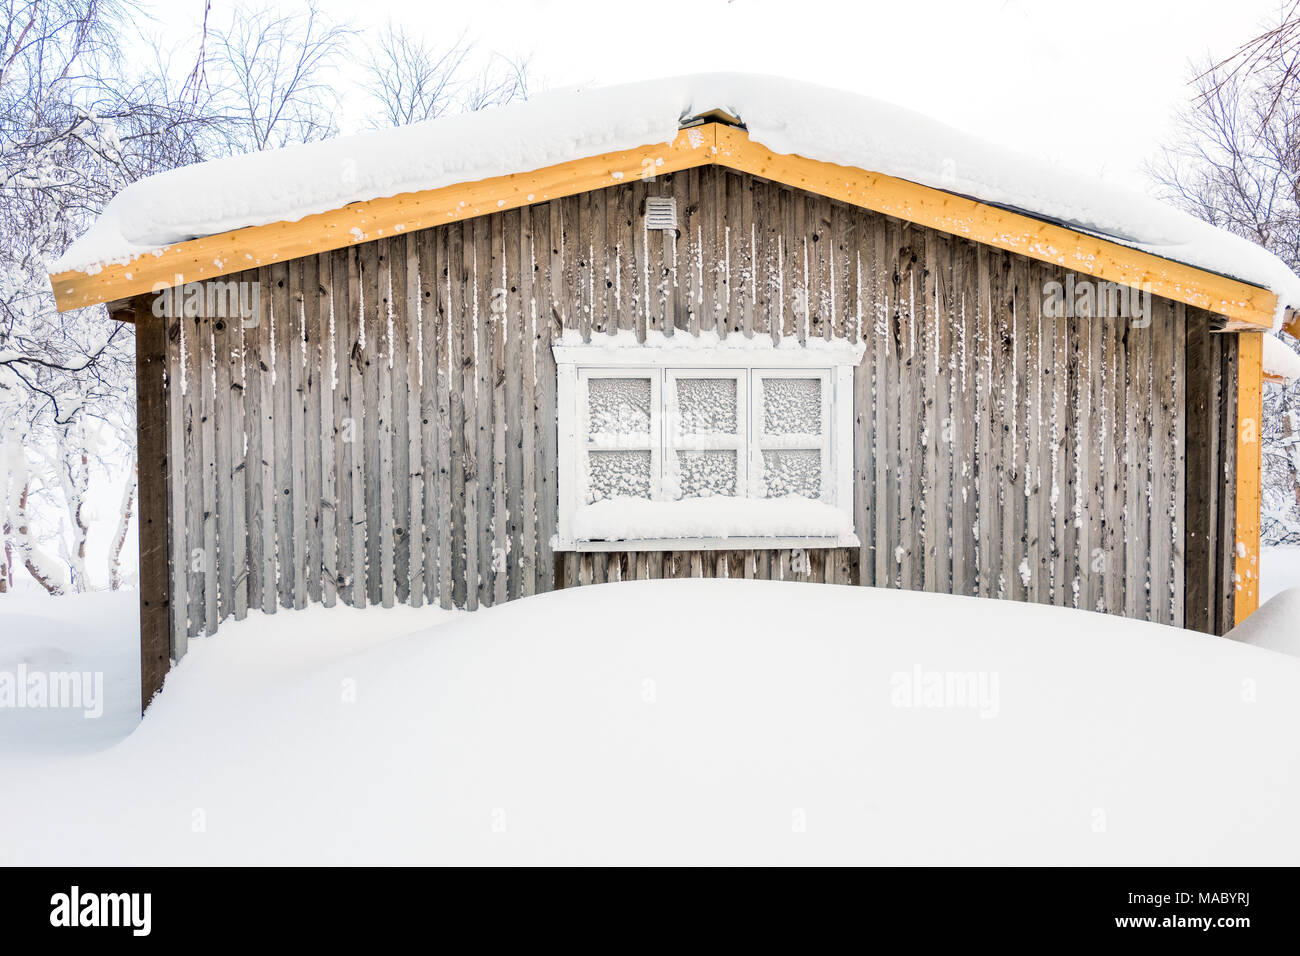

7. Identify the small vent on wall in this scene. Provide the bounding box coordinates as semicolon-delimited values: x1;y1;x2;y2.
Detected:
645;197;678;232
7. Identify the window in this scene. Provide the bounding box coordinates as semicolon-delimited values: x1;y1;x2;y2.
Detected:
554;333;862;551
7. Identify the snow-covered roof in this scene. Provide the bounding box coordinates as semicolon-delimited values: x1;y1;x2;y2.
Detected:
1263;334;1300;384
52;73;1300;326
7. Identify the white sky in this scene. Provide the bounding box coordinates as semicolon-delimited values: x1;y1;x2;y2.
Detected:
140;0;1287;193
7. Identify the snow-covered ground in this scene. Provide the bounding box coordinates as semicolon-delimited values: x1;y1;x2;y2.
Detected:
0;590;140;754
1261;544;1300;604
3;579;1299;865
1235;545;1300;656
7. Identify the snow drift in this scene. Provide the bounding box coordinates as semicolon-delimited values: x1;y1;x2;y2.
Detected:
3;580;1299;865
1227;586;1300;657
53;73;1300;323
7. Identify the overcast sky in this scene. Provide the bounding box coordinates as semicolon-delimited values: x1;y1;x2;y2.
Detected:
141;0;1287;193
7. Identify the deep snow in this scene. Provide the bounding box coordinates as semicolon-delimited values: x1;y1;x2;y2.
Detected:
1261;543;1300;605
54;73;1300;323
3;579;1299;865
1226;587;1300;656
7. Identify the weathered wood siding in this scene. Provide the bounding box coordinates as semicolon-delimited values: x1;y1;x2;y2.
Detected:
1184;310;1239;634
150;165;1242;660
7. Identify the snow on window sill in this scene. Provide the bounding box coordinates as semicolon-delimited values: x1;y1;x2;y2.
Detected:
556;495;858;552
553;327;866;367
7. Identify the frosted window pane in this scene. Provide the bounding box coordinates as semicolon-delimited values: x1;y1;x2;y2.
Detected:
589;378;651;437
588;450;651;501
763;378;821;435
676;378;738;435
678;450;738;498
762;449;821;498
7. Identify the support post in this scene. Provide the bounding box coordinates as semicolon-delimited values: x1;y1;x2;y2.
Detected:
1234;331;1263;626
128;295;172;710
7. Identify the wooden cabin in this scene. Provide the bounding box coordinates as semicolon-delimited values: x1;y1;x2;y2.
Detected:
48;78;1298;709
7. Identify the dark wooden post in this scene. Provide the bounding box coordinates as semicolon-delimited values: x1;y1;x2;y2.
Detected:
1183;309;1214;633
123;294;172;711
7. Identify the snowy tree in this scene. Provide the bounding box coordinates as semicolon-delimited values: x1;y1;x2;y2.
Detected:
1;0;381;592
2;0;235;592
1;1;537;594
1149;5;1300;544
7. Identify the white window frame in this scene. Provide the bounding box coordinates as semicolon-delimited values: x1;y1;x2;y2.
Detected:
555;340;858;552
579;367;662;504
751;368;833;502
666;368;748;498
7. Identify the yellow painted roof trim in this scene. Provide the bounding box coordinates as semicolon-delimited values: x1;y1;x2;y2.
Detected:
50;122;1279;329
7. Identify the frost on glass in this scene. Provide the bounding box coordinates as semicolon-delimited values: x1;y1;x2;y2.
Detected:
676;378;737;435
588;377;651;438
763;378;821;435
677;450;738;498
588;450;651;501
762;449;821;499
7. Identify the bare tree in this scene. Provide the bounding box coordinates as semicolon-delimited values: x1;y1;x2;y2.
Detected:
1;0;534;593
208;0;355;150
363;25;532;129
1151;10;1300;544
459;52;533;112
108;453;134;589
1196;0;1300;123
0;0;225;592
364;26;473;127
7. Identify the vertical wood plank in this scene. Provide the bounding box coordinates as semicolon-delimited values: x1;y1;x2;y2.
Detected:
505;209;525;601
1170;304;1187;627
1149;299;1173;624
403;233;424;607
318;253;339;608
198;309;218;630
135;301;172;709
951;239;976;597
433;227;455;607
228;295;249;620
376;241;397;608
490;213;509;606
302;255;323;607
347;247;369;609
268;263;292;610
330;249;356;606
164;311;189;658
519;205;539;597
389;238;411;607
212;306;234;625
448;222;470;609
475;215;496;608
182;311;204;639
287;260;308;611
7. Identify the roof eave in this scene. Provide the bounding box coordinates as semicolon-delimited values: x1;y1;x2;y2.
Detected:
49;123;1280;330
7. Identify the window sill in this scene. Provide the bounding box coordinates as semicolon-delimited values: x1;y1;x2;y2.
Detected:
554;496;859;552
561;535;859;553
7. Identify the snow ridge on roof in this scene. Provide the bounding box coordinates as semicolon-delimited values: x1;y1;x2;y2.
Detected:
53;72;1300;324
